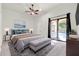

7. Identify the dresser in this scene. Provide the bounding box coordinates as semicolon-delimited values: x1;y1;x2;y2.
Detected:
67;35;79;56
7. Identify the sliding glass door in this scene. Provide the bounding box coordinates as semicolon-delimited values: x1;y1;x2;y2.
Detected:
51;20;57;40
51;18;67;41
58;18;66;41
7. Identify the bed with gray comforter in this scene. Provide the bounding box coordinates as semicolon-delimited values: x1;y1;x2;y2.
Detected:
11;33;45;52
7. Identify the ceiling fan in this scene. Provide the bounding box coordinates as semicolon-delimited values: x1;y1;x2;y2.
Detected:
25;4;41;15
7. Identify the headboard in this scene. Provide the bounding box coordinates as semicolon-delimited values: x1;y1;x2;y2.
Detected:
11;29;29;35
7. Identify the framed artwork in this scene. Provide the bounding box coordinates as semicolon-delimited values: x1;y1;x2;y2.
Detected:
13;20;26;28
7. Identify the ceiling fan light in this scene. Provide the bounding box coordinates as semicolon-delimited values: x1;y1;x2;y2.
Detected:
31;12;34;15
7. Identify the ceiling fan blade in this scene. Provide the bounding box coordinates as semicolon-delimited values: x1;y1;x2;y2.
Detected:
31;4;34;9
35;10;39;12
34;12;38;14
29;7;34;11
31;4;34;7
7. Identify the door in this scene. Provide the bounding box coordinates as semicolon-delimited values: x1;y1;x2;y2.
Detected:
58;18;66;41
50;17;67;41
51;20;57;40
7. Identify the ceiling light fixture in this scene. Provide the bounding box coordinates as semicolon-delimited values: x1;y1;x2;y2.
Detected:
25;4;42;15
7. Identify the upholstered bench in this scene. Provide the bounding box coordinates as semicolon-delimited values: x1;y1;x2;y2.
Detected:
29;38;51;52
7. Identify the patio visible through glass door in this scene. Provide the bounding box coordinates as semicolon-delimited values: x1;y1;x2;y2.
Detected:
58;18;66;41
51;18;67;41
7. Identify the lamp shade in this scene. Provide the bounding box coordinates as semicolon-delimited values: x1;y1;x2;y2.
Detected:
29;28;33;31
4;28;9;31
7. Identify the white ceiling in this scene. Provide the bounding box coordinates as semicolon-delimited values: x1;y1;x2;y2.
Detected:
2;3;59;15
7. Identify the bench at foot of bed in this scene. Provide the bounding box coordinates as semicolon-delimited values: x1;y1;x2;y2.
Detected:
29;38;51;53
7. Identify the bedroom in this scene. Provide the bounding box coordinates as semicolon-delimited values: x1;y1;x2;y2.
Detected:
0;3;78;56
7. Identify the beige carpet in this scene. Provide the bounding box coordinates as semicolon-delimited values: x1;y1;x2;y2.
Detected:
0;40;11;56
47;40;66;56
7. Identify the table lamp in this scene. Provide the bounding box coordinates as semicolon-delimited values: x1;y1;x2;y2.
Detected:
4;28;9;35
29;28;33;34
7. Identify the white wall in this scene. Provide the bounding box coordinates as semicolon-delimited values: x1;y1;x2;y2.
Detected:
36;3;77;37
0;3;2;54
2;4;36;36
2;3;77;38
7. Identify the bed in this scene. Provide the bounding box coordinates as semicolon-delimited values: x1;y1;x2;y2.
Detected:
11;33;44;52
10;29;51;53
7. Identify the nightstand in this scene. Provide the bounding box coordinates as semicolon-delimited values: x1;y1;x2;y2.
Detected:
4;35;11;41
